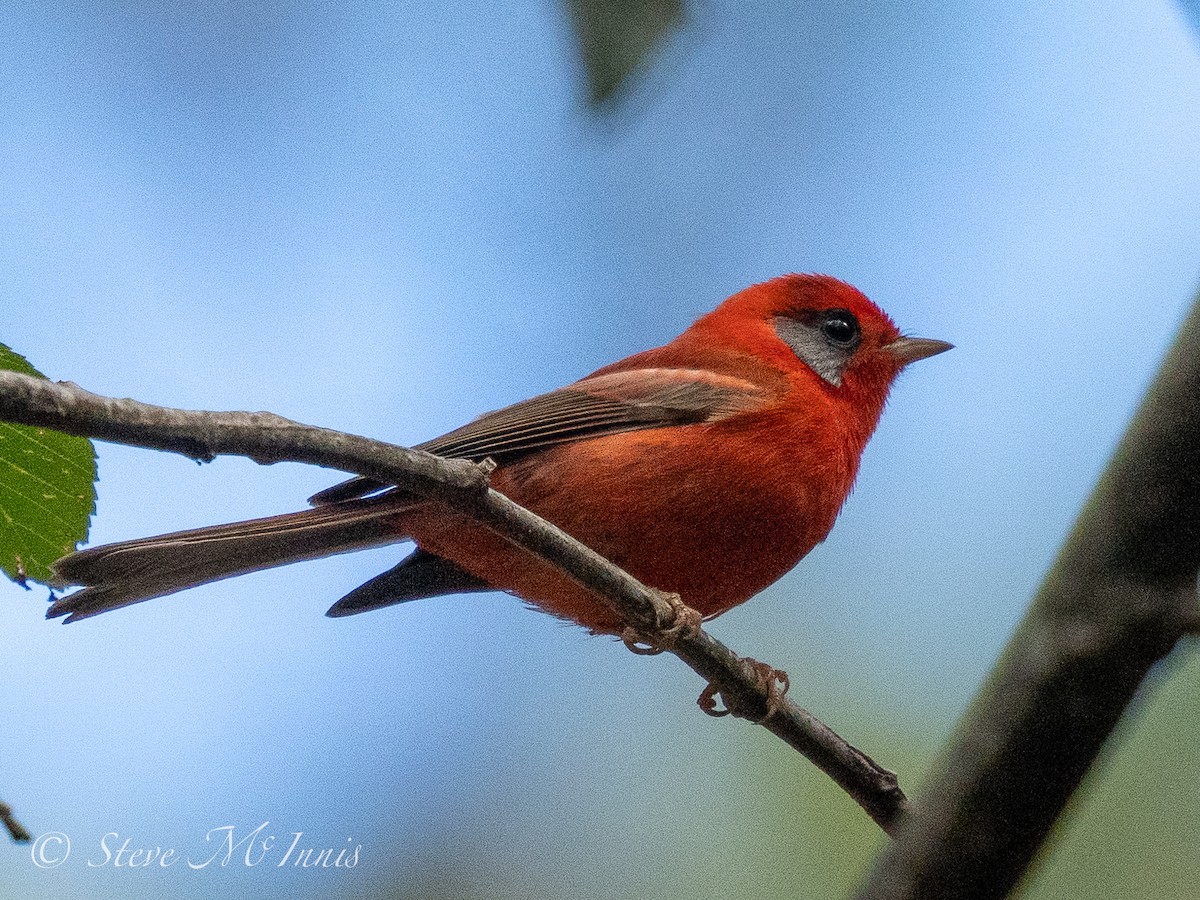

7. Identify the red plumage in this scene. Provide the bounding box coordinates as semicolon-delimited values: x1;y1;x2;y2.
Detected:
49;275;950;631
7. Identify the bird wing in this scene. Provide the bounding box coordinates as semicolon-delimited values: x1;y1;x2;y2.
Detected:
309;367;769;504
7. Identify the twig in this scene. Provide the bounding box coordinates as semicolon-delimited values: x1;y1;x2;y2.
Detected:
0;371;907;831
672;628;904;829
0;800;30;843
856;294;1200;898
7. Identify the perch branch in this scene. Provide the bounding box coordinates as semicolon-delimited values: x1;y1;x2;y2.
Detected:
0;371;906;831
856;294;1200;898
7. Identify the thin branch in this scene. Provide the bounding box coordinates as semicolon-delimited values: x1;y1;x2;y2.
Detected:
0;371;907;831
0;800;30;843
856;294;1200;898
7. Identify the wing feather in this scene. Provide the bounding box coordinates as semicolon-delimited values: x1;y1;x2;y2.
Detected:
309;368;769;505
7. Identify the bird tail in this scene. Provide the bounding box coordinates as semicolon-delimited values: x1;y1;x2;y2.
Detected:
48;495;414;623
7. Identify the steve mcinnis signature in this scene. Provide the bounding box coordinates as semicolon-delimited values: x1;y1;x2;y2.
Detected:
30;822;362;870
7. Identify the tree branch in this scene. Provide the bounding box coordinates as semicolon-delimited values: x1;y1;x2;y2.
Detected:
0;799;30;843
856;294;1200;898
0;371;906;831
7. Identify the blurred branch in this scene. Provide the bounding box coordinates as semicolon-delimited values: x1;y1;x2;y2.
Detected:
563;0;683;106
0;371;906;831
0;800;30;843
857;294;1200;899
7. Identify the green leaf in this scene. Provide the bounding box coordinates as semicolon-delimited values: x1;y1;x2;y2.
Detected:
0;344;96;587
564;0;684;107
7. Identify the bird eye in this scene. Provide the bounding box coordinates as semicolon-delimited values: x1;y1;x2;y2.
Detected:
820;311;860;349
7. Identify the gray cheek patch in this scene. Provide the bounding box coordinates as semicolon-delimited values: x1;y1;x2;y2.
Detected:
773;317;852;386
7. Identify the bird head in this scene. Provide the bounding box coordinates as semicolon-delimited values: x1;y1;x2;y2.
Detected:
693;273;951;431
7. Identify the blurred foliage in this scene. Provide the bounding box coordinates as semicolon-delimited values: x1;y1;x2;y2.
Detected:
1178;0;1200;39
564;0;684;105
0;344;96;587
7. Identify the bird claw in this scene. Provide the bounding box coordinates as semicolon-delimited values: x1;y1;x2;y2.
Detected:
697;657;791;720
697;682;730;716
620;592;702;656
621;631;666;655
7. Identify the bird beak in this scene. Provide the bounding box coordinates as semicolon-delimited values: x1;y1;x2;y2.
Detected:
883;336;954;367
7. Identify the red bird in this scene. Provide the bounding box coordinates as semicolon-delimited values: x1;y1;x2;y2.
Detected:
49;275;950;633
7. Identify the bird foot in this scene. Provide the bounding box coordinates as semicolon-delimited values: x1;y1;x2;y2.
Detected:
697;658;790;720
620;592;702;655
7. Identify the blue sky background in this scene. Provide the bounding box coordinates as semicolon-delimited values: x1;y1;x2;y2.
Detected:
2;2;1200;898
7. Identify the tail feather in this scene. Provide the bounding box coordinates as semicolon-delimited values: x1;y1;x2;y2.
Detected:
326;549;490;617
49;496;413;623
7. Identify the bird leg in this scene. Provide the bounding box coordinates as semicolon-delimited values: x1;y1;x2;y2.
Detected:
620;592;703;655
